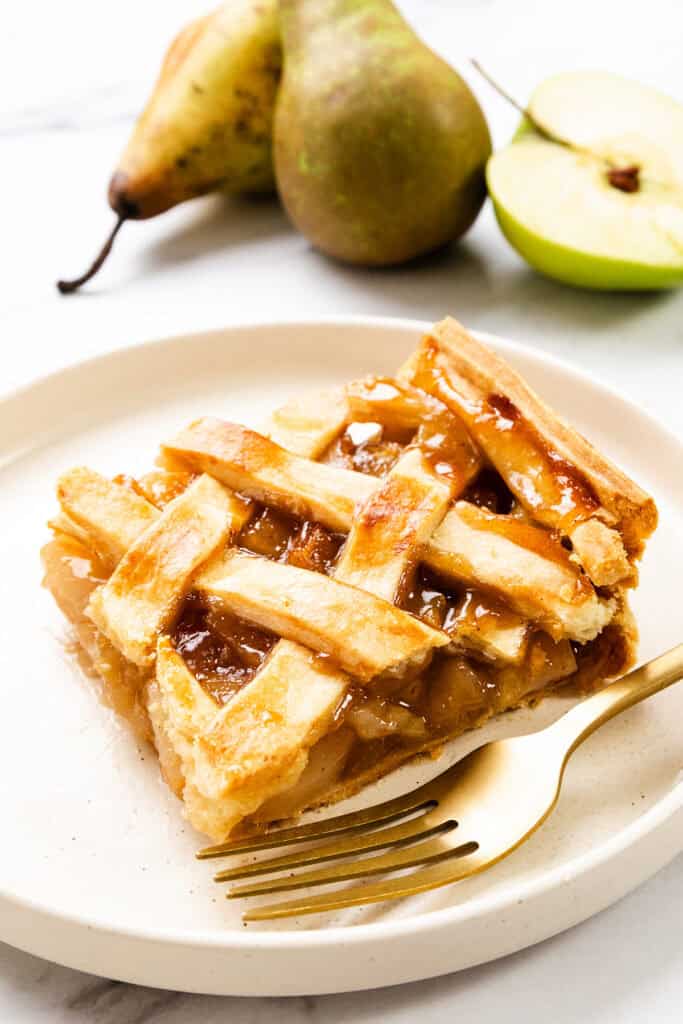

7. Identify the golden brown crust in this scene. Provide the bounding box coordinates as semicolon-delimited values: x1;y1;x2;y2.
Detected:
570;519;633;587
87;475;237;666
56;468;159;568
163;417;376;532
334;448;453;600
199;549;448;682
429;502;614;641
401;317;658;559
149;638;325;840
263;387;350;458
151;636;347;840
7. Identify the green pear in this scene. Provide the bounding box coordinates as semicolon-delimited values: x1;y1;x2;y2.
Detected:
273;0;491;266
487;71;683;290
58;0;281;293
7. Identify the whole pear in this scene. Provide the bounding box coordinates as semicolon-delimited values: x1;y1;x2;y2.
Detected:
110;0;280;219
58;0;281;293
274;0;491;266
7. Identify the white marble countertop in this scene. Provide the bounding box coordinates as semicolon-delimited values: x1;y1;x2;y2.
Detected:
1;0;681;1018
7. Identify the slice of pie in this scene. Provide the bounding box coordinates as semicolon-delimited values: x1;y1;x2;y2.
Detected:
42;318;657;840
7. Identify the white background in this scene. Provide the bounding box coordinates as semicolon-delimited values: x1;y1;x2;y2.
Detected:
1;0;681;1019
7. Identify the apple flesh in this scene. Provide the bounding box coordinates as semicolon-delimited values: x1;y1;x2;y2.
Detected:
487;71;683;290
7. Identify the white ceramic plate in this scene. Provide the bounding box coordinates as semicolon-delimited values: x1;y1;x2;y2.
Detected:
1;318;681;996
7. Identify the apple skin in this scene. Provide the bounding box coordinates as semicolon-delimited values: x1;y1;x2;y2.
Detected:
490;186;683;291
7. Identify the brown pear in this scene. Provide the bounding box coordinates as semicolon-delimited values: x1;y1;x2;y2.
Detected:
58;0;281;294
274;0;492;266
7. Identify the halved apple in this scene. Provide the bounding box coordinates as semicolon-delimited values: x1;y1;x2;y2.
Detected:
487;71;683;290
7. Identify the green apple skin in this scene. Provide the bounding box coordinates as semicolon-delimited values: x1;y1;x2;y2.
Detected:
490;188;683;292
486;72;683;291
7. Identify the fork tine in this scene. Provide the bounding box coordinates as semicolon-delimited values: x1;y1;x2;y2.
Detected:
229;835;477;900
242;845;482;921
214;813;448;882
197;790;437;860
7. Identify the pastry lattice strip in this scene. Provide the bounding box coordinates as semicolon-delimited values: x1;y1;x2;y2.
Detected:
399;319;656;584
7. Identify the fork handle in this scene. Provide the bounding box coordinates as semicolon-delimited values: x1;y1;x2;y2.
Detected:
549;643;683;759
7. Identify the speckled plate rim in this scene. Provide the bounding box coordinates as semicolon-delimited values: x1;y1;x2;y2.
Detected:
1;316;681;995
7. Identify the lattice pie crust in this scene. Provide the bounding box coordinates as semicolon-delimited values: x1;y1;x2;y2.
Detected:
42;319;657;840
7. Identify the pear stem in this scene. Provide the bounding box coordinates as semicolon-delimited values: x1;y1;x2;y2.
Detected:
56;215;126;295
470;60;641;190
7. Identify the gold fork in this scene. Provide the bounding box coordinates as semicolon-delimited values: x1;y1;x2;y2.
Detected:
197;644;683;922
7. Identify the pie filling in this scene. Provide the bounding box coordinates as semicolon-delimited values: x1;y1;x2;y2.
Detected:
42;318;655;838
